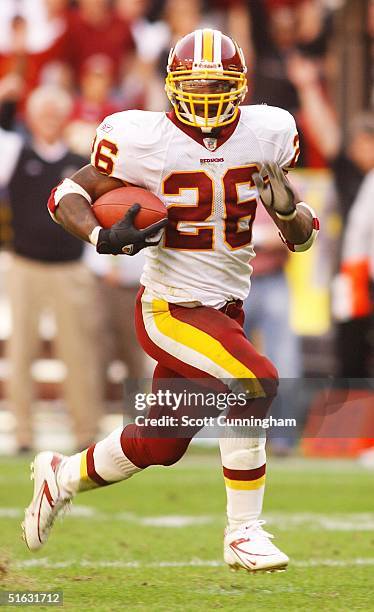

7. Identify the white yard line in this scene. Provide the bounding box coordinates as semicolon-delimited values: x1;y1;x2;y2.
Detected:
139;515;212;527
265;512;374;532
13;558;374;570
2;507;374;531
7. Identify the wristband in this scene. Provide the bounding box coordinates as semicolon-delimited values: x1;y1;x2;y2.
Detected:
54;178;92;207
279;202;320;252
89;225;102;246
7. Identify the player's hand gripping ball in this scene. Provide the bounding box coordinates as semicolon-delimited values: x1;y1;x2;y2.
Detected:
93;186;168;255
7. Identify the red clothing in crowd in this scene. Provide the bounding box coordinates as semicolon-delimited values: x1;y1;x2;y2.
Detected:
62;9;134;84
0;30;66;102
70;97;120;124
208;0;246;6
266;0;302;9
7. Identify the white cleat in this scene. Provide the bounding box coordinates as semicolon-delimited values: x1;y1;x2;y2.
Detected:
224;520;289;573
22;451;71;552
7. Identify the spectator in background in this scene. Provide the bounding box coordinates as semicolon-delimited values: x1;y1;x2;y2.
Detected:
0;85;103;453
287;55;374;215
0;0;69;117
115;0;169;59
332;170;374;377
65;54;120;156
0;72;24;129
115;0;170;111
63;0;135;88
203;0;252;64
162;0;202;42
84;246;151;417
243;201;302;455
248;0;332;167
287;53;374;377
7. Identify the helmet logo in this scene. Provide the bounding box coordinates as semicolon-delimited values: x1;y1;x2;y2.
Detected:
193;60;223;71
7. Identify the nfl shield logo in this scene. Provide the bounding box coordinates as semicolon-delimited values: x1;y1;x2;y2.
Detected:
203;137;218;151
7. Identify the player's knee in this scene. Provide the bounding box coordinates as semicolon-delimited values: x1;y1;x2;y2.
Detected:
121;426;190;468
143;438;190;466
260;356;279;398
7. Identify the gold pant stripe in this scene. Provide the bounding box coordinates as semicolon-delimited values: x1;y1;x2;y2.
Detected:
151;298;264;397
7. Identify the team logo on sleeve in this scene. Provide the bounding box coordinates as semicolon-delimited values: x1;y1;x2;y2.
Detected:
100;122;113;133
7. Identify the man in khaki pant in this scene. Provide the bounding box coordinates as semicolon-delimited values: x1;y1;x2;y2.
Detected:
0;86;103;452
84;246;153;417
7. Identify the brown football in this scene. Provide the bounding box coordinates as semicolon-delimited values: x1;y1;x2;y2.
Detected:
92;186;167;229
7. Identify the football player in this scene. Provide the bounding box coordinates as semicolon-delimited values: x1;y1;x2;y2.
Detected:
22;29;319;572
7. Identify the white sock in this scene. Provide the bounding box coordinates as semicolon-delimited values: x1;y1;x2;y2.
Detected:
219;434;266;531
57;427;142;496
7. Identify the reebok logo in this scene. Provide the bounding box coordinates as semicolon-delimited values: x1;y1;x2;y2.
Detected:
100;122;113;133
200;158;224;164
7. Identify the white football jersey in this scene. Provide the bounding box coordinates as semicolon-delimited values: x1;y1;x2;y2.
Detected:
91;105;299;308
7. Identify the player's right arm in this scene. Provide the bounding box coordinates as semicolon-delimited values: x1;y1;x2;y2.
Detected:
52;163;122;242
49;164;165;255
48;115;167;255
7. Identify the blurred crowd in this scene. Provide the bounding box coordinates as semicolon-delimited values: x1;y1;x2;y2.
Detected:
0;0;373;454
1;0;369;158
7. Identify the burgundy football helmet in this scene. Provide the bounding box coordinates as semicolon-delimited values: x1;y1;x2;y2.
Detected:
165;29;247;129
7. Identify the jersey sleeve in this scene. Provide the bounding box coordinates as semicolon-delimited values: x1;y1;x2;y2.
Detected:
90;112;136;183
276;111;300;170
247;106;300;170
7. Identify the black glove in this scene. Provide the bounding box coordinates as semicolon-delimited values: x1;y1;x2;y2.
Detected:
96;203;168;255
253;162;297;219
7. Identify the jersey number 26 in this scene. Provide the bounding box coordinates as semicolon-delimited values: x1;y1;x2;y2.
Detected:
163;167;258;250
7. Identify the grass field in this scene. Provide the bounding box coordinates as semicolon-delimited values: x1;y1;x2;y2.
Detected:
0;450;373;611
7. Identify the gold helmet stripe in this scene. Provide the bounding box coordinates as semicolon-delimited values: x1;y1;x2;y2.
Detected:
202;29;214;62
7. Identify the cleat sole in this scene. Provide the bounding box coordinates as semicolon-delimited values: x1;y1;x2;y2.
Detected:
21;521;30;550
228;562;288;574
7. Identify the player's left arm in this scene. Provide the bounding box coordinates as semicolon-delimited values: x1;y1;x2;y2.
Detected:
253;162;319;252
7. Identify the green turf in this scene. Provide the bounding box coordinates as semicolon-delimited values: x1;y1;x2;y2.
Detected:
0;451;373;611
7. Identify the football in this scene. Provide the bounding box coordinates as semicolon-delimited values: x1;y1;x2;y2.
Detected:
92;186;167;229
